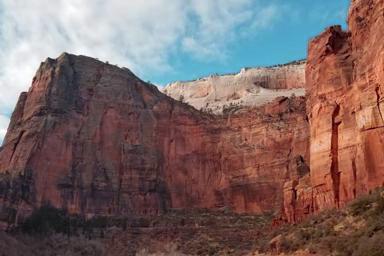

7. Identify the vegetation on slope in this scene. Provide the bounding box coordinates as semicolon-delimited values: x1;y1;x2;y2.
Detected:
263;187;384;255
1;188;384;255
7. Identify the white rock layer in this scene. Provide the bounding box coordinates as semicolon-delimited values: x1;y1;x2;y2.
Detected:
163;61;306;114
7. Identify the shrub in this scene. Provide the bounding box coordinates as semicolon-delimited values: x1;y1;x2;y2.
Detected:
21;204;70;235
353;232;384;256
349;195;373;216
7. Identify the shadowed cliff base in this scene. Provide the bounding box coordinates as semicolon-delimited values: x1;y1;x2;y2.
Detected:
1;187;384;255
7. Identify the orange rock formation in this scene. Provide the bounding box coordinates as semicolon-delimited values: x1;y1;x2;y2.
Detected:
283;0;384;222
0;54;308;221
1;0;383;226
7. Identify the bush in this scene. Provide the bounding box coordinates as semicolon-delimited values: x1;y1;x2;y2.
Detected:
350;195;374;216
373;192;384;215
21;204;70;235
353;232;384;256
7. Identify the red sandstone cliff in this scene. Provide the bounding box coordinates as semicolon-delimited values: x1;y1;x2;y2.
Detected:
2;0;380;226
0;53;309;223
283;0;384;222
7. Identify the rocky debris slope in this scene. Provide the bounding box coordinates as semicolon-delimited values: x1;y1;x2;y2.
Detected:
272;187;384;255
283;0;384;222
3;187;384;256
163;60;305;114
0;53;309;224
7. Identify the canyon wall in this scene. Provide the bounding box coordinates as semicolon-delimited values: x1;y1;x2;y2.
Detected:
283;0;384;222
163;61;305;114
1;0;381;226
0;53;309;223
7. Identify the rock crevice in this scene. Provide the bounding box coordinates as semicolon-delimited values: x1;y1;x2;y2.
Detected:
283;0;384;222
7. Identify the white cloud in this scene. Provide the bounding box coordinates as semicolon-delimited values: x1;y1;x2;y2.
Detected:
251;5;280;30
0;0;187;113
0;114;10;144
0;0;283;139
181;0;282;60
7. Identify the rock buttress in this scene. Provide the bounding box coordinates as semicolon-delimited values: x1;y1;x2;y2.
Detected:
283;0;384;222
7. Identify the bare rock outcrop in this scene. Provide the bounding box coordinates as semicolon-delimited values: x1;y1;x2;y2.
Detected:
283;0;384;222
163;61;306;114
3;0;381;226
0;53;309;223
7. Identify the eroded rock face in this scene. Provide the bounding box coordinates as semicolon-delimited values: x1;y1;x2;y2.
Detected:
0;53;309;222
163;61;306;114
283;0;384;222
2;0;382;227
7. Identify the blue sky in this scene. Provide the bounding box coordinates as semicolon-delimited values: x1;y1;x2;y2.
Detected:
147;0;350;85
0;0;350;142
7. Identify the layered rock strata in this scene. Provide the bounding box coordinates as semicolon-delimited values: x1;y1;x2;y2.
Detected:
0;54;309;222
163;61;306;114
283;0;384;222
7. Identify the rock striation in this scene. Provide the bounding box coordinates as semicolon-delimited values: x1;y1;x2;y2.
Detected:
283;0;384;222
163;61;306;114
0;53;309;223
1;0;381;227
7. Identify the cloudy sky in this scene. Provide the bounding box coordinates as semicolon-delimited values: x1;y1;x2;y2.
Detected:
0;0;349;143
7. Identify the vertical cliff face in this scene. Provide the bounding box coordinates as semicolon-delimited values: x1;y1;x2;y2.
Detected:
0;54;176;218
0;53;309;222
1;0;382;227
283;0;384;222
